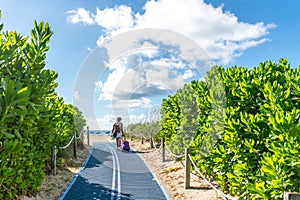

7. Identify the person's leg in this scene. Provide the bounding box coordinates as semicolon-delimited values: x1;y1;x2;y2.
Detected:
117;138;121;147
116;138;119;147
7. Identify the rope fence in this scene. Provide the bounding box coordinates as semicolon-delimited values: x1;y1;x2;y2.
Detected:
58;135;75;150
51;129;85;175
159;138;237;200
128;131;156;147
186;148;237;200
164;143;185;159
156;138;300;199
125;132;233;198
51;126;300;199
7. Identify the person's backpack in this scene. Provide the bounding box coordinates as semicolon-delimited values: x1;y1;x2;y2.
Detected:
113;123;121;134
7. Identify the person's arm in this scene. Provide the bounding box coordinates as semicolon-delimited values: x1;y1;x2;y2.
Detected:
121;124;125;136
111;123;115;134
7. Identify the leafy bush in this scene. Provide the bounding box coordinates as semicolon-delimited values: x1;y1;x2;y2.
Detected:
0;14;86;199
159;58;300;199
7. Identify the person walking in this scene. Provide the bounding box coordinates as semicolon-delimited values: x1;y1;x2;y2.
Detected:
111;117;124;149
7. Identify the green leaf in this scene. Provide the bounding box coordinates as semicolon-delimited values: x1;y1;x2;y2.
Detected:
226;172;235;179
3;132;15;139
15;86;31;103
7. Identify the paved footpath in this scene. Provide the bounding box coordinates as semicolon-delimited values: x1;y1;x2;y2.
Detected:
59;142;170;200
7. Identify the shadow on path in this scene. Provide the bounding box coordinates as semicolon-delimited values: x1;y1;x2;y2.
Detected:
62;175;133;200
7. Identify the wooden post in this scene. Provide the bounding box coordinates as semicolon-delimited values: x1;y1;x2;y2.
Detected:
51;146;56;175
141;136;144;144
162;138;165;162
185;148;191;189
87;126;90;146
73;132;77;159
150;132;154;148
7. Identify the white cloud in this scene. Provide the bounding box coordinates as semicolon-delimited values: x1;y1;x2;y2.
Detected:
128;97;152;108
129;113;147;124
67;8;94;25
97;114;115;129
150;58;186;69
87;47;93;52
95;80;103;91
98;53;187;102
86;112;151;130
94;5;134;31
69;0;276;126
98;63;127;100
134;0;275;64
84;114;114;130
183;69;194;80
67;0;275;64
73;90;80;100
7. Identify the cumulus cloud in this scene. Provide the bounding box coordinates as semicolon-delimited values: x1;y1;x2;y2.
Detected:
69;0;276;125
85;114;115;130
183;69;195;80
94;80;103;91
67;0;275;64
128;97;152;108
94;5;134;30
98;52;188;101
129;113;147;124
67;8;94;25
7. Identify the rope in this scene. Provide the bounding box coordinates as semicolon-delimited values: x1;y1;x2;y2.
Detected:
123;131;236;199
76;130;83;140
128;131;162;151
59;135;75;150
188;154;238;200
164;143;185;159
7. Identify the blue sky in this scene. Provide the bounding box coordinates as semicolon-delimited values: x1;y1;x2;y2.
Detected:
1;0;300;130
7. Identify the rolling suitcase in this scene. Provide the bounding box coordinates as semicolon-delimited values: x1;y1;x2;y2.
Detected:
121;136;130;151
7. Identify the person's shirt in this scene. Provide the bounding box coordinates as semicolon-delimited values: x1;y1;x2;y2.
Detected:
116;121;124;133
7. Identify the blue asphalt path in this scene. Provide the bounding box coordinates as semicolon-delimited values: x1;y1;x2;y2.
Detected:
59;142;170;200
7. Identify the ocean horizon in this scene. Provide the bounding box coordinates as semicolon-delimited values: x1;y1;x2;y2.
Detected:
84;130;111;134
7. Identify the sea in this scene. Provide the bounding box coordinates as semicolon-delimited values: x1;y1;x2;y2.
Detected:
84;130;111;135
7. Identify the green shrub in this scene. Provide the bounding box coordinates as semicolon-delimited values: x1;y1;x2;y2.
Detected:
159;58;300;199
0;14;86;199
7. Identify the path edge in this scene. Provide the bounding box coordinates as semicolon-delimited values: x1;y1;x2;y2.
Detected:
131;147;171;200
58;145;94;200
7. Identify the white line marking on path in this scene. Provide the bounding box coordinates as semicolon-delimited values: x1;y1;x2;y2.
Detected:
106;143;121;200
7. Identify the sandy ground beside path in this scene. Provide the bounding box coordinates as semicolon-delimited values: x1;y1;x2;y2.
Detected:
87;134;225;199
21;134;109;200
22;134;226;200
128;139;225;200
